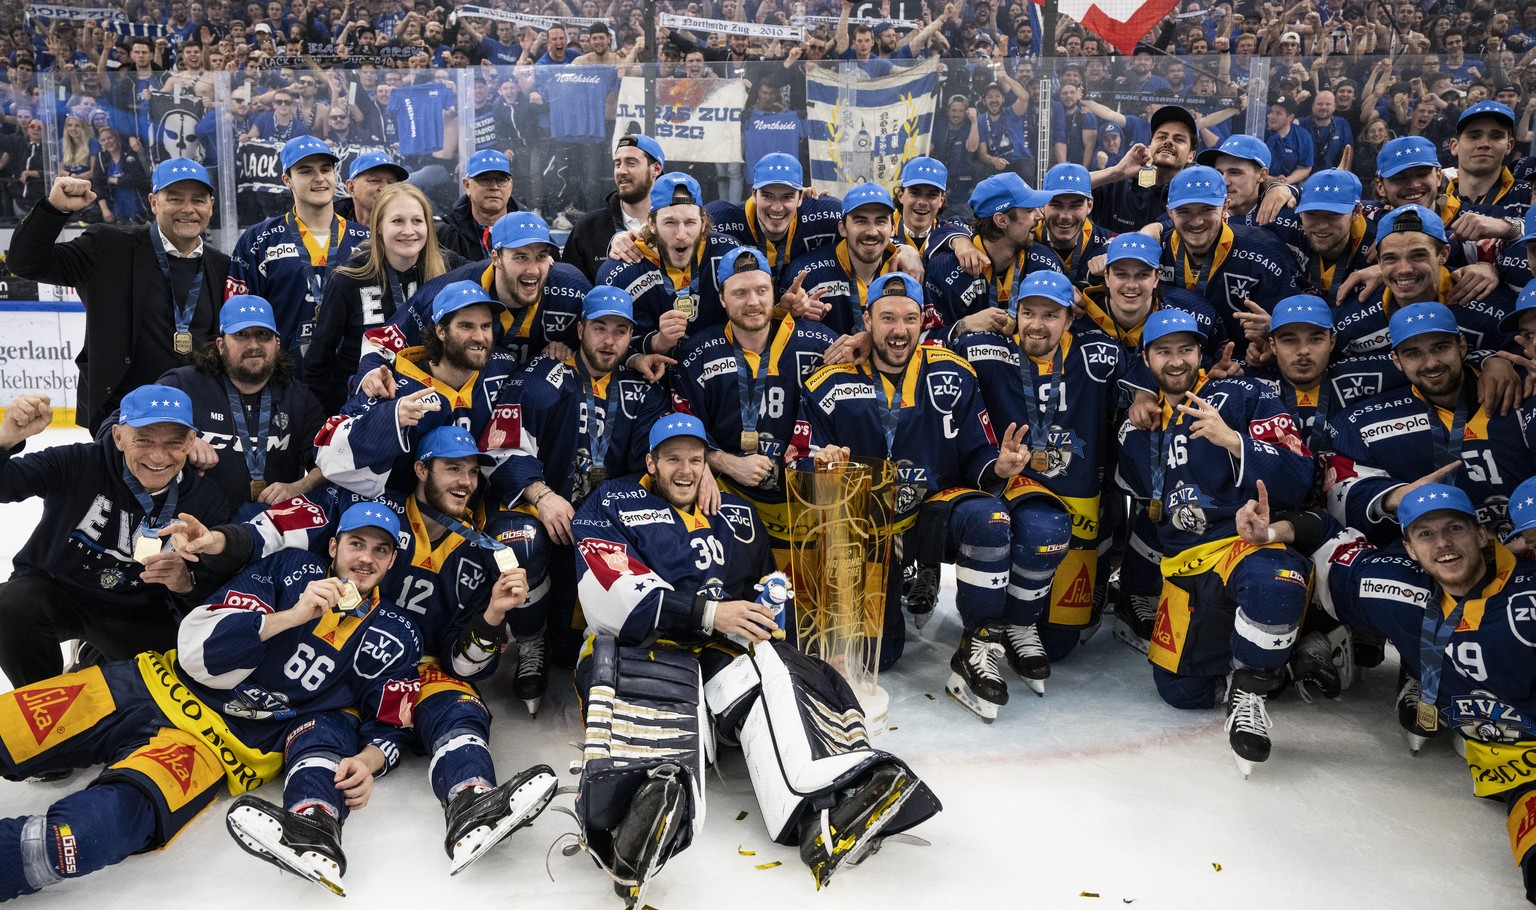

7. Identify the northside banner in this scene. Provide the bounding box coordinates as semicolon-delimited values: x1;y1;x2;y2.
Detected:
805;57;939;196
612;77;748;164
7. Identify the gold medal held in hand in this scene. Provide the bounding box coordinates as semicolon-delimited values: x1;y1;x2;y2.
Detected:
173;331;193;355
133;533;162;564
740;430;760;452
1147;499;1164;522
336;579;362;613
1137;165;1157;188
673;294;696;318
493;547;519;574
249;480;268;500
1417;699;1439;731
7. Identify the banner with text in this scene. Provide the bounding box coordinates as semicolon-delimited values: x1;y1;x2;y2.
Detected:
0;302;85;426
612;77;747;164
805;57;938;196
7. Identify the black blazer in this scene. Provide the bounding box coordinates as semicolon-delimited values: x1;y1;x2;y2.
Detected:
6;201;231;430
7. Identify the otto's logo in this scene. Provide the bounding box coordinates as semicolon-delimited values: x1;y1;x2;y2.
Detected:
224;590;273;613
15;685;84;744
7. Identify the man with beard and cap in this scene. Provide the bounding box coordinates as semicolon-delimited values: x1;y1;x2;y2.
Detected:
1032;164;1112;288
1265;169;1376;303
1087;104;1200;235
705;154;843;286
563;134;665;283
148;294;327;513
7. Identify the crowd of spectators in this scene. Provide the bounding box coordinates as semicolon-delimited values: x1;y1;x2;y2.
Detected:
0;0;1534;229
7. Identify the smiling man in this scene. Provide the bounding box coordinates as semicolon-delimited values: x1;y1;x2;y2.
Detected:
1033;163;1112;287
706;154;843;285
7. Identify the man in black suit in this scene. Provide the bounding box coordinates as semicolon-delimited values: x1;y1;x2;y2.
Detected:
6;158;231;432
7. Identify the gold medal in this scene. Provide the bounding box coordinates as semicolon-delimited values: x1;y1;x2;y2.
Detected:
1416;699;1440;731
673;295;696;318
133;534;162;564
1029;450;1049;472
1147;499;1163;522
588;466;608;489
493;547;519;574
1137;165;1157;188
741;430;760;452
249;480;268;500
173;331;193;355
336;579;362;613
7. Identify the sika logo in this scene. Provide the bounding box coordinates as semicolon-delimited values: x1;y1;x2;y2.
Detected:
16;685;84;744
142;742;198;795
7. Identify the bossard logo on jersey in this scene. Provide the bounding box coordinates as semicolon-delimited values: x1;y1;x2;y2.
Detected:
1359;413;1431;444
619;380;648;419
720;503;756;543
926;373;963;414
1223;273;1259;308
355;627;408;679
619;508;675;526
457;557;486;602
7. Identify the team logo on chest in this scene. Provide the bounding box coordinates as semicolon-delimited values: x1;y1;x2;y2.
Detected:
926;373;963;414
354;627;408;679
1168;483;1212;535
1223;273;1258;308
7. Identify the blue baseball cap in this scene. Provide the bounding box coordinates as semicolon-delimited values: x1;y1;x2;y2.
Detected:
1457;100;1516;134
347;150;408;182
1389;301;1459;348
1520;205;1536;245
280;135;338;172
1396;483;1476;532
151;157;213;194
337;501;403;542
649;413;710;451
1042;163;1092;199
1504;476;1536;542
1100;122;1122;138
430;279;504;324
1013;270;1075;309
465;149;512;178
1105;233;1162;270
1167;165;1228;210
866;272;923;309
118;384;196;429
1499;278;1536;333
842;181;896;214
752;153;803;190
490;211;555;251
1196;133;1272;170
417;425;493;465
220;294;280;336
1376;204;1447;244
969;173;1051;218
1376;136;1439;178
900;156;948;190
716;246;770;287
1141;309;1206;348
1295;169;1362;214
616;133;665;166
582;285;635;323
651;172;704;211
1268;295;1333;333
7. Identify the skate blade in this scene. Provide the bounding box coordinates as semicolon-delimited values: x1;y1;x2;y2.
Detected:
1078;622;1101;645
1023;677;1046;697
227;806;346;896
1112;620;1150;655
449;771;559;875
1406;732;1428;755
911;610;933;631
1234;754;1255;780
944;673;999;723
814;775;918;889
522;697;543;717
627;794;684;908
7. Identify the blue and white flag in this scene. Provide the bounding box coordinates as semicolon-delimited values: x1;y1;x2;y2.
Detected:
805;57;939;196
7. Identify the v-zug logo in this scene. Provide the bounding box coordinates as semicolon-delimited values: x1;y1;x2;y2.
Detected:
926;373;963;414
355;628;407;679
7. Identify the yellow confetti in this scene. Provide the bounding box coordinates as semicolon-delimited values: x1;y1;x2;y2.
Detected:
1080;892;1100;898
755;861;782;871
737;846;757;856
736;811;749;821
924;693;936;700
888;726;899;731
1212;863;1222;872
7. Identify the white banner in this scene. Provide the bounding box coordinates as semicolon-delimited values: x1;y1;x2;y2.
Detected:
793;14;920;28
659;13;804;41
0;303;84;425
806;57;939;195
454;5;612;31
612;76;747;164
26;3;125;21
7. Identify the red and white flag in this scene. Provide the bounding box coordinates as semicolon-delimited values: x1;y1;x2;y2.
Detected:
1042;0;1180;55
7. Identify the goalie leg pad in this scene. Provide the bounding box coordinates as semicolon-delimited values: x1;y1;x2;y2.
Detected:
576;636;706;869
722;642;941;844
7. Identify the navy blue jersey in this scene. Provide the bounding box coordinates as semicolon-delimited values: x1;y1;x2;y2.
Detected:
1159;223;1304;344
1031;218;1114;288
597;232;742;355
1265;210;1376;300
705;195;842;284
1075;285;1230;358
1332;278;1514;360
921;237;1065;344
778;240;916;338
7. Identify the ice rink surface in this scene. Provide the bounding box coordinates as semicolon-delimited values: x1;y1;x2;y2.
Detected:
1;428;1530;910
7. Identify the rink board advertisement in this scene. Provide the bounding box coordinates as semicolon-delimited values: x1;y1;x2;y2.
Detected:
0;253;83;426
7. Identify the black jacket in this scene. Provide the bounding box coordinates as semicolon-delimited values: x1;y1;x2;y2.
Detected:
561;191;627;283
435;193;523;263
6;202;230;430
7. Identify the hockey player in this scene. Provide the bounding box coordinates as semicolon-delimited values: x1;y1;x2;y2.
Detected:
1158;165;1304;348
318;281;519;498
671;247;838;556
356;211;588;374
227;136;370;371
1277;169;1375;302
1077;233;1228;359
799;273;1038;716
1324;301;1536;545
1443;102;1530;226
1114;309;1315;776
568;414;941;903
484;286;668;711
0;501;422;899
778;182;926;339
893;157;984;266
922;173;1060;343
1242;483;1536;904
597;172;741;357
1032;164;1112;288
1194;134;1274;229
182;426;559;875
953;271;1128;663
705;153;842;286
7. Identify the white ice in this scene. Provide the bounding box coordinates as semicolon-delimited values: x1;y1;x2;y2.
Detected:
1;427;1527;910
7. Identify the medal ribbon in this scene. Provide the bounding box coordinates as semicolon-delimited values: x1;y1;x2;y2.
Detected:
149;222;204;344
222;378;272;486
1279;381;1331;454
582;367;611;471
288;212;344;346
1019;342;1064;456
122;462;179;535
1427;383;1473;470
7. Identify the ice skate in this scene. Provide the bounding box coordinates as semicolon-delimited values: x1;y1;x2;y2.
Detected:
903;563;939;630
1353;628;1387;669
1113;593;1156;655
1224;670;1277;779
226;795;347;896
445;764;558;875
999;623;1050;695
1289;626;1355;702
612;763;687;909
513;628;549;716
1396;668;1442;755
798;763;914;890
946;624;1008;723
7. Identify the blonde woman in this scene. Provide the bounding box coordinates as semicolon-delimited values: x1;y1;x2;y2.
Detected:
305;181;461;411
59;115;102;221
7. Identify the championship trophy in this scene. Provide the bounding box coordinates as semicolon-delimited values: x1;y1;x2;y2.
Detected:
785;458;897;732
